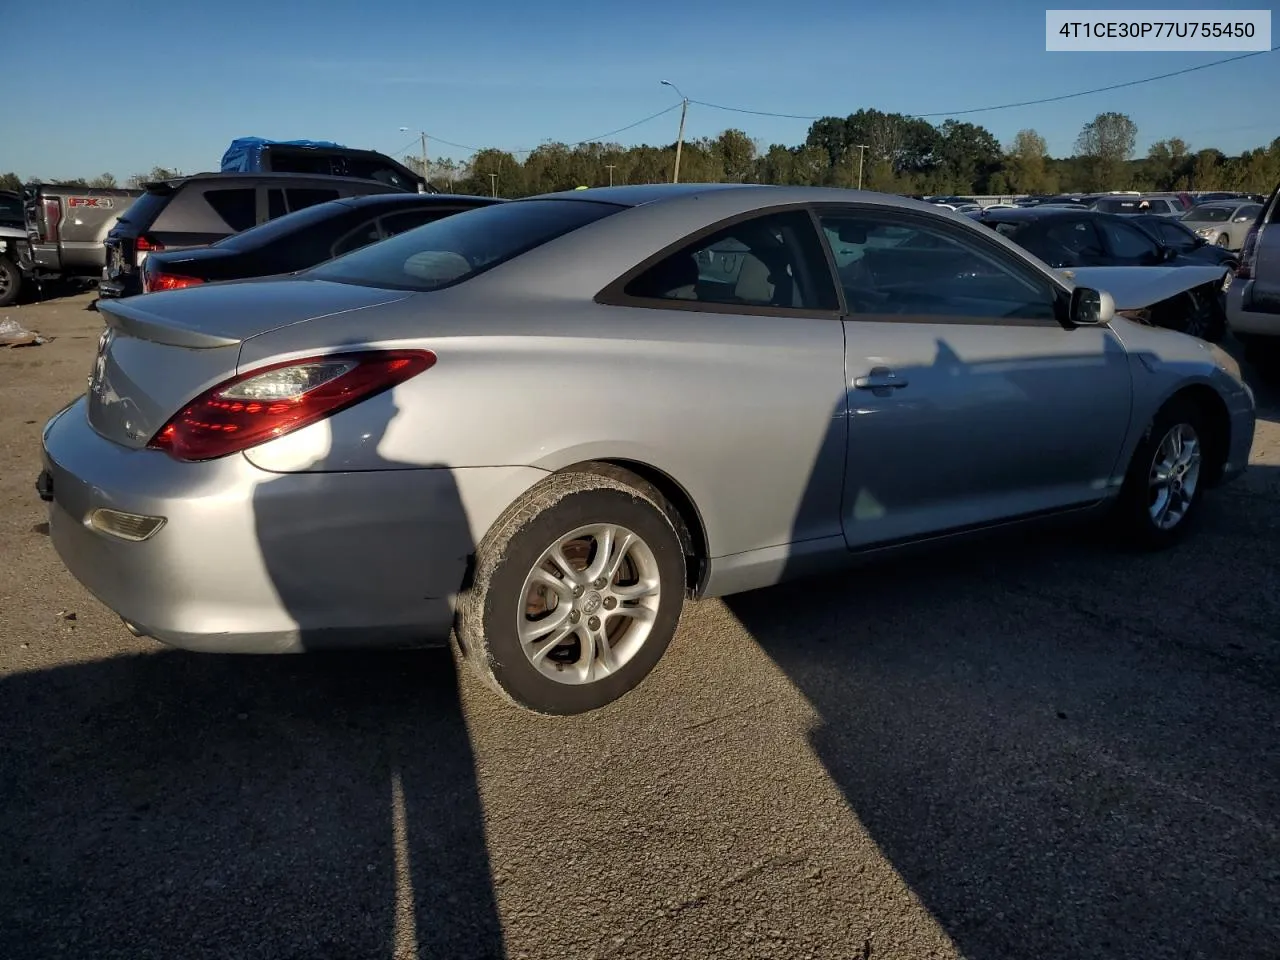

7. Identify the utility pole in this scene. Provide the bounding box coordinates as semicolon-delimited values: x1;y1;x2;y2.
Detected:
420;131;428;183
855;144;869;191
661;80;689;184
605;164;616;187
489;172;497;198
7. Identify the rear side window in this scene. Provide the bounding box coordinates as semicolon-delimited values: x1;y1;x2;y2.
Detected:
309;199;625;291
215;199;348;251
288;188;340;212
381;208;457;235
204;188;257;231
116;190;170;227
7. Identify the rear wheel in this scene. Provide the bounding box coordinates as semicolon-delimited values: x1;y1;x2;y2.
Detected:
455;469;686;715
0;257;22;308
1113;398;1210;550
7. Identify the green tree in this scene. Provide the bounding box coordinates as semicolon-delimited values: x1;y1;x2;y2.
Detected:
88;173;118;188
1001;129;1056;194
936;120;1002;194
0;171;22;192
714;129;757;182
1074;112;1138;189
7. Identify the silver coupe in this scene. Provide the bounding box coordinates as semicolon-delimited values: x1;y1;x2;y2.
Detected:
38;184;1257;714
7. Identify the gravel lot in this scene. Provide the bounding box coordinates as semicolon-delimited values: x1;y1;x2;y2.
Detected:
2;292;1278;960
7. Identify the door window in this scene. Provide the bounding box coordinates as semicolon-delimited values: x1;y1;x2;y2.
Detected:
332;217;384;257
623;210;838;311
381;208;454;236
817;211;1058;321
1098;219;1160;260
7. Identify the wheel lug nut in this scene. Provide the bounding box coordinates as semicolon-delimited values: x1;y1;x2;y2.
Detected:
588;616;601;630
569;610;580;623
603;596;617;610
592;578;606;589
572;585;584;597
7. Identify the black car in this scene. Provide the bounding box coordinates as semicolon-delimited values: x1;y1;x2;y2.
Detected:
1126;214;1240;270
972;206;1225;270
101;172;408;298
138;193;503;293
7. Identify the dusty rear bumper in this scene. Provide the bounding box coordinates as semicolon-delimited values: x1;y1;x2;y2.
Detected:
40;398;543;653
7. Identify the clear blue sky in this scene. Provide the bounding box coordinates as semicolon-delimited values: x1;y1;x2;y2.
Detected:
5;0;1277;181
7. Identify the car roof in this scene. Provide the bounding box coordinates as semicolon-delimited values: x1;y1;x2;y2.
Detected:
333;192;504;211
974;206;1095;222
147;171;408;191
515;182;960;218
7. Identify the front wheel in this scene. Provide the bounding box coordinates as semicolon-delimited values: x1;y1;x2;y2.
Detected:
455;469;687;715
0;257;22;308
1112;399;1210;550
1216;234;1231;248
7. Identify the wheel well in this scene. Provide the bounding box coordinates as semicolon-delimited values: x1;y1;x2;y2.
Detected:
1168;384;1231;486
558;459;709;596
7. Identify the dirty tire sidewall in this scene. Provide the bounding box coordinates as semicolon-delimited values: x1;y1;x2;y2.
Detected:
1114;397;1211;550
0;257;21;308
458;473;686;716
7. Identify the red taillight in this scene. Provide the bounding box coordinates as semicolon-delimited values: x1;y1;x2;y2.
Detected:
147;350;436;461
1237;224;1262;280
143;271;203;293
41;198;61;244
135;235;163;252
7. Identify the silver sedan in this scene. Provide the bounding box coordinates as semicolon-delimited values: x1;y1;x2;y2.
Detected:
39;184;1257;715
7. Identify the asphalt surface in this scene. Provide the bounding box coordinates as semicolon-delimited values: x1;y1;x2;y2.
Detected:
1;291;1278;960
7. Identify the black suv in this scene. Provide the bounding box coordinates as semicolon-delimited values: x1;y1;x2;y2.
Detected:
100;172;404;298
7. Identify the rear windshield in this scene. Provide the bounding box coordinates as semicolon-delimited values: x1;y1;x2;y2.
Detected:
215;198;347;250
308;198;625;291
117;190;170;227
0;193;22;226
1184;206;1234;222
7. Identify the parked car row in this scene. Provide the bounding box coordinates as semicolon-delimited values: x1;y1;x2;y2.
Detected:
37;182;1259;716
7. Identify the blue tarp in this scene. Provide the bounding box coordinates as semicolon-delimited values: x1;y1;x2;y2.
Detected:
220;137;347;173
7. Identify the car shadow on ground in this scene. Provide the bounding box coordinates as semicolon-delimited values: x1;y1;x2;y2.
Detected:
2;377;504;960
726;333;1280;959
0;650;503;960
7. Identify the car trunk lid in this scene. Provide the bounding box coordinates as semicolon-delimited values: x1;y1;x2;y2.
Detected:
87;279;411;448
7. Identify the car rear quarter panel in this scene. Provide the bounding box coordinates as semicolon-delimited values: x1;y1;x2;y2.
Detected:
239;288;849;561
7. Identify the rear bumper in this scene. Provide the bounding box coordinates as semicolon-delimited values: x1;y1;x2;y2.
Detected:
40;397;538;653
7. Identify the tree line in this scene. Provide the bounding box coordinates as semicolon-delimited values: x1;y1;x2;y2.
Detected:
4;112;1277;200
416;110;1279;199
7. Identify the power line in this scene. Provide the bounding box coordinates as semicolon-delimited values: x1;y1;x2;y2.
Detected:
396;103;684;160
687;45;1279;122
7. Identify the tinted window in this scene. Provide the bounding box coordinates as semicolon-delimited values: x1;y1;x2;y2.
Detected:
1153;220;1197;250
1021;219;1105;267
818;211;1057;320
309;198;623;291
265;150;333;176
1237;204;1262;221
116;190;169;228
1099;219;1159;259
381;208;457;235
268;189;286;220
288;188;340;212
0;193;24;226
205;188;257;231
332;217;383;256
338;157;418;191
1184;206;1233;223
215;199;348;251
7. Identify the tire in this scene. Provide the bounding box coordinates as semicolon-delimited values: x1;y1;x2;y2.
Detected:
1112;397;1211;550
0;257;21;308
455;469;687;715
1157;288;1226;342
1216;234;1230;248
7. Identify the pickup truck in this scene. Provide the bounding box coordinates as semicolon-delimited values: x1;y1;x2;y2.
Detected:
24;183;142;285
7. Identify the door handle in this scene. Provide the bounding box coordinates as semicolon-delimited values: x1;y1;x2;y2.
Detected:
854;366;909;390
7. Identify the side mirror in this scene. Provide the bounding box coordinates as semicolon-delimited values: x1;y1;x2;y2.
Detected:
1160;245;1179;262
1069;286;1114;327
